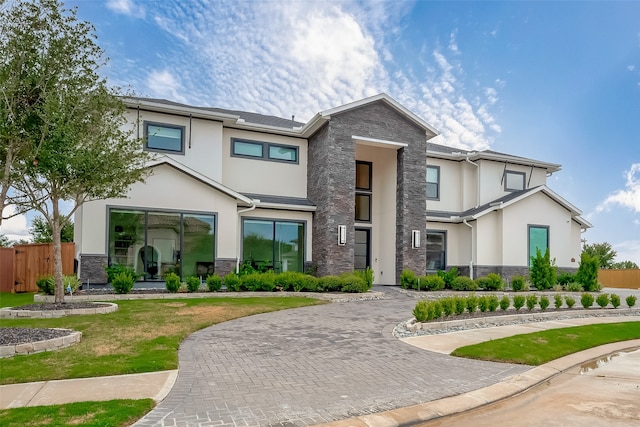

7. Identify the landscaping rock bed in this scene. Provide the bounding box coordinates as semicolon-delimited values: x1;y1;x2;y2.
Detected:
0;327;81;358
0;302;117;318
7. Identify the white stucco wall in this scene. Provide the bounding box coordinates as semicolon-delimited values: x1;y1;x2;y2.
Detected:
478;160;549;205
426;157;462;213
425;222;470;269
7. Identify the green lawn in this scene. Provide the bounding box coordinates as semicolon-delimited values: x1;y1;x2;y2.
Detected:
0;399;155;427
452;321;640;365
0;295;325;384
0;292;36;308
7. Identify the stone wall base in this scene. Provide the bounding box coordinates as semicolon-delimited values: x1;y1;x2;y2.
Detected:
79;254;108;285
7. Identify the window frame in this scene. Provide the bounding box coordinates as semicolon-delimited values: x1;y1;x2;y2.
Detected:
504;170;526;192
241;217;306;272
355;161;373;223
143;121;185;154
426;230;447;271
231;138;299;164
528;224;550;267
426;165;440;200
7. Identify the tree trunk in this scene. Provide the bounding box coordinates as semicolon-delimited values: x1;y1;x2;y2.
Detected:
52;199;65;303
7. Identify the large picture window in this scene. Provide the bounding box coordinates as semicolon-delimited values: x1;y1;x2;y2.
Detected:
232;138;298;163
528;225;549;266
426;166;440;200
144;122;185;153
426;231;446;271
355;161;372;223
108;208;215;280
242;219;304;272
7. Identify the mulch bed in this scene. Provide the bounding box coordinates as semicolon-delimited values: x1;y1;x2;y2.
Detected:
0;327;73;346
11;302;112;311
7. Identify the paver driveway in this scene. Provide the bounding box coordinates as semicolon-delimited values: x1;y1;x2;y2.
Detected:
134;287;528;427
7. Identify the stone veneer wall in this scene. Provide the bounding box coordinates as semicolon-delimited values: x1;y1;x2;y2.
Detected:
79;254;108;284
215;258;237;278
307;101;428;280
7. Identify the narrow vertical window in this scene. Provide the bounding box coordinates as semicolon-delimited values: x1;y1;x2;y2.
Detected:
355;161;372;223
426;231;446;271
426;165;440;200
528;225;549;266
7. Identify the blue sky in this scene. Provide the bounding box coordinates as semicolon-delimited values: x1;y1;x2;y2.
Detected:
2;0;639;265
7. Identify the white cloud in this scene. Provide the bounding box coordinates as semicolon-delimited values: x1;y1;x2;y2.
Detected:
596;163;640;214
0;206;30;242
613;240;640;266
448;29;459;54
628;65;636;71
106;0;145;18
145;70;188;104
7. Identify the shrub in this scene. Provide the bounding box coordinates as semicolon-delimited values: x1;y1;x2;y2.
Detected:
165;272;181;293
610;294;621;309
36;275;55;295
529;247;557;290
451;276;478;291
511;275;526;292
413;301;433;322
437;267;459;289
557;272;575;286
185;276;201;293
465;294;478;313
206;273;222;292
300;275;319;292
566;282;584;292
454;296;466;315
63;275;82;293
499;295;510;311
595;293;610;308
580;293;594;309
224;273;243;292
575;252;599;291
318;275;343;292
554;294;563;309
242;271;276;292
513;295;525;311
477;295;489;312
539;295;550;311
275;271;305;292
482;273;504;291
416;275;445;291
526;294;538;311
111;272;135;294
400;269;417;289
488;295;500;312
552;284;564;292
340;273;369;293
441;297;455;317
626;295;637;308
432;301;443;319
105;264;138;284
565;296;576;308
353;267;374;290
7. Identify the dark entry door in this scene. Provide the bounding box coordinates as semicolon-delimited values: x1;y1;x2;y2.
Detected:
354;228;371;271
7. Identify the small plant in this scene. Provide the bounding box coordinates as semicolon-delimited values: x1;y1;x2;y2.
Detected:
552;284;564;292
454;296;466;315
35;275;55;295
566;282;584;292
63;275;82;293
165;272;181;293
595;293;610;308
626;295;637;308
353;267;374;290
477;295;489;312
465;294;478;313
554;294;563;309
580;293;594;309
610;294;621;309
487;295;500;312
413;300;434;322
483;273;504;291
529;247;557;290
526;294;538;311
185;276;201;293
224;272;243;291
513;295;525;311
557;272;575;286
340;273;369;293
111;272;135;294
441;297;455;317
206;273;222;292
499;295;510;311
423;275;445;291
575;252;599;291
437;267;459;289
451;276;478;291
511;275;526;292
105;264;138;284
318;275;343;292
432;300;443;319
400;269;417;289
539;295;550;311
565;296;576;308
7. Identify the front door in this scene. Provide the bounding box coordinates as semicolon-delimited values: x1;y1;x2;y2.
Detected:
354;228;371;271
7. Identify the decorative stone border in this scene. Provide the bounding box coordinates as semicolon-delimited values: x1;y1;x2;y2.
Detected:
0;329;82;358
0;302;118;318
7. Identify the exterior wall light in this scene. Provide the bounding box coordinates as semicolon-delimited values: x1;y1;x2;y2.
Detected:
338;225;347;246
412;230;421;249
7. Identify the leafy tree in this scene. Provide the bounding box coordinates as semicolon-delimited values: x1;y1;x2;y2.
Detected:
1;0;150;302
30;215;73;243
0;233;11;247
575;252;599;291
582;242;617;269
611;260;639;269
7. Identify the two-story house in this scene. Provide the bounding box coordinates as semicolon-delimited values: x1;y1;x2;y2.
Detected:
74;93;590;286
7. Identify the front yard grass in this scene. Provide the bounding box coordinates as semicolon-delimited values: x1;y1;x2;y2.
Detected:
0;292;36;308
452;321;640;365
0;399;155;427
0;296;325;384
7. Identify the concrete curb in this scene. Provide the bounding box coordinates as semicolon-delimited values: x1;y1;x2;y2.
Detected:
315;339;640;427
0;302;118;318
0;329;82;358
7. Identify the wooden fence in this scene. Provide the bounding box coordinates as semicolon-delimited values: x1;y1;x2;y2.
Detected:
0;243;75;293
598;269;640;290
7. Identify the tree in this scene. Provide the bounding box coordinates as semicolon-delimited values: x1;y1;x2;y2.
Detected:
575;252;599;291
612;260;639;269
1;0;150;302
581;242;616;269
30;215;73;243
529;247;557;290
0;233;11;247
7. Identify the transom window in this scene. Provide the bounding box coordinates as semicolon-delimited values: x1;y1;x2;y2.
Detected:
426;231;446;271
232;138;298;163
426;165;440;200
355;161;372;222
144;122;185;154
505;170;526;191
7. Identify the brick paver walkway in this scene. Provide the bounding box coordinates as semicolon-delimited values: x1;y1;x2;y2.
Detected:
134;287;528;426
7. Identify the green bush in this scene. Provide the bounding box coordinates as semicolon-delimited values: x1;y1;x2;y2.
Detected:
437;267;459;289
224;273;243;291
205;273;222;292
539;295;550;311
487;295;500;312
400;269;417;289
63;275;82;293
105;264;138;284
554;294;563;309
499;295;510;311
565;296;576;308
185;276;201;293
465;294;478;313
580;293;594;309
36;275;55;295
413;300;433;322
595;293;610;308
610;294;621;309
557;272;575;286
552;284;563;292
340;273;369;293
441;297;455;317
454;296;466;315
513;295;525;311
477;295;488;312
111;272;135;294
275;271;307;292
530;247;557;290
480;273;504;291
526;294;538;311
241;271;276;292
566;282;584;292
626;295;637;308
318;275;343;292
432;300;443;319
511;275;526;292
300;275;319;292
575;253;599;292
451;276;478;291
165;272;181;293
353;267;374;290
415;275;445;291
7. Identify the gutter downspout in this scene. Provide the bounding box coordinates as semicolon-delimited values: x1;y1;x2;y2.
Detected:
465;154;480;208
463;219;474;279
236;200;259;273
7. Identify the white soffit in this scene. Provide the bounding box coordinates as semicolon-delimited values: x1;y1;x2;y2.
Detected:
352;135;408;149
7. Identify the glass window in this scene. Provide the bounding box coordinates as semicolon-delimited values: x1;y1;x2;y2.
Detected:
145;122;184;153
355;194;371;222
529;225;549;266
269;145;297;162
233;140;263;157
242;219;304;272
505;171;525;191
426;231;446;271
427;166;440;200
109;209;145;273
232;139;298;163
182;214;216;278
356;161;372;190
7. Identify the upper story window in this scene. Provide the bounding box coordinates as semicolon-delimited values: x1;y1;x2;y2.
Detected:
505;170;526;191
355;161;372;222
231;138;298;163
144;122;185;154
426;165;440;200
